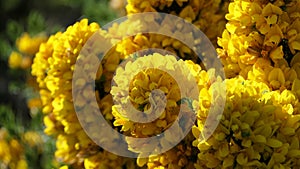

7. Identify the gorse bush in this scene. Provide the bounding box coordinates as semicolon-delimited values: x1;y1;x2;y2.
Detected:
1;0;300;169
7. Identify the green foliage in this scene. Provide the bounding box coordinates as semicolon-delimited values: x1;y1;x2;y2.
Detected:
81;0;117;25
27;11;46;35
0;39;12;61
0;0;21;12
6;20;24;42
0;105;21;137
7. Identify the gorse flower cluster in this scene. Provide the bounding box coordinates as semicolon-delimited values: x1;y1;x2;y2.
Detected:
111;53;201;168
32;19;137;168
108;0;230;64
9;33;47;69
0;128;28;169
24;0;300;168
126;0;229;46
217;0;300;91
193;77;300;168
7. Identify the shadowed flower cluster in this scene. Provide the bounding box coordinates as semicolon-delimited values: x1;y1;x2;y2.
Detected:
0;128;28;169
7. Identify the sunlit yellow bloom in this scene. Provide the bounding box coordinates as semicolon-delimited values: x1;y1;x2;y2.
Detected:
218;0;300;90
112;53;183;137
27;1;300;168
193;76;300;168
32;32;61;89
111;53;201;138
112;53;214;168
31;19;135;168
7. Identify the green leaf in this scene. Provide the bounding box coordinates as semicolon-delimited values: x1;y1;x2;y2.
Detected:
0;104;22;138
0;38;12;61
27;11;46;35
81;0;117;25
6;20;24;41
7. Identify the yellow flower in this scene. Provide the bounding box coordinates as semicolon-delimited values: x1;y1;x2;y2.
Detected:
111;53;201;137
8;32;47;70
8;51;22;69
193;76;300;168
27;96;41;107
218;0;300;90
83;151;137;169
32;19;135;168
139;134;198;169
0;128;28;169
15;159;28;169
22;131;43;152
16;32;47;55
110;17;198;62
126;0;229;46
26;1;300;168
59;165;69;169
111;53;214;168
32;32;61;89
112;54;181;137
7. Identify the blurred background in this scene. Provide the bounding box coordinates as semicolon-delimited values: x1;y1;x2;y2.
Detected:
0;0;124;168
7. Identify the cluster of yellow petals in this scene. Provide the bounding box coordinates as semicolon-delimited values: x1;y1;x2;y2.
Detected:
111;53;200;137
106;15;199;62
217;0;300;91
8;51;24;69
126;0;229;46
16;32;48;55
112;54;179;137
111;53;215;168
0;128;28;169
105;0;230;66
8;33;47;69
193;76;300;168
31;19;136;168
136;134;198;169
209;1;300;167
27;0;300;168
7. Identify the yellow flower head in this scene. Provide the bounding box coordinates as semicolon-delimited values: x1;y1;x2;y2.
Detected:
126;0;230;47
218;0;300;90
8;51;23;69
108;16;199;62
22;131;43;151
32;32;61;89
84;151;137;169
193;76;300;168
0;128;28;169
137;133;198;169
8;51;34;69
111;53;200;137
31;19;134;168
16;32;47;55
111;53;207;167
111;53;216;168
